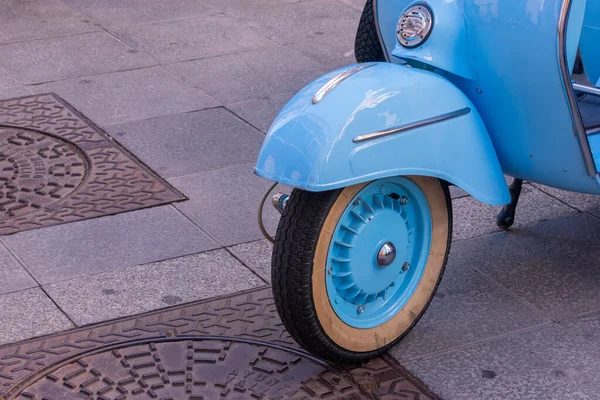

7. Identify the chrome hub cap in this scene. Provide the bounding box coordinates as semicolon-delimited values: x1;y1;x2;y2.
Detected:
377;242;396;267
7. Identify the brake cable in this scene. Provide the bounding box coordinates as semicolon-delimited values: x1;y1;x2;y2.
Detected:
258;182;278;244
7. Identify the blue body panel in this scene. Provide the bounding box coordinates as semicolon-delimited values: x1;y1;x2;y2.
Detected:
255;63;510;205
375;0;600;194
390;0;475;80
580;0;600;84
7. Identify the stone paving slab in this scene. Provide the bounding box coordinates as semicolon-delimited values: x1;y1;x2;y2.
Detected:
532;183;600;212
451;213;600;321
105;108;265;178
230;0;360;69
0;32;155;85
109;14;275;64
452;184;577;240
0;287;73;346
43;249;265;326
337;0;366;11
227;92;294;133
403;323;600;400
200;0;311;16
0;68;18;88
0;243;36;296
214;0;359;41
3;206;219;285
562;311;600;348
228;239;273;281
33;66;219;126
390;257;550;362
0;85;31;101
0;0;99;45
167;46;327;104
169;164;285;247
62;0;219;24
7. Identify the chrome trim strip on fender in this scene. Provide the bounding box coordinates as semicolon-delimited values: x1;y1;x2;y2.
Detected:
352;107;471;143
372;0;391;62
573;83;600;97
312;63;376;104
558;0;597;176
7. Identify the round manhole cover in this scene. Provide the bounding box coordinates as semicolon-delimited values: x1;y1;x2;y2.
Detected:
0;126;87;219
17;339;365;399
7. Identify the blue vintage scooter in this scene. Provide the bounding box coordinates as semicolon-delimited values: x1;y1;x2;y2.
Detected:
255;0;600;363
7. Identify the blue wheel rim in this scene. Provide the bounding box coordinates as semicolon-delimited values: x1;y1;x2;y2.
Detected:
325;177;433;329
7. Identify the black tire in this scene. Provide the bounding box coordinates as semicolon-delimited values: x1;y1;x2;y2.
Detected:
354;0;387;63
271;179;452;363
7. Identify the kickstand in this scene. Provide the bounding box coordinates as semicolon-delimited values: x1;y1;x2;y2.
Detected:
496;178;523;230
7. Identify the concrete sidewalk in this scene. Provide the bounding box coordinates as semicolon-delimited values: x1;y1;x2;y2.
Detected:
1;1;600;399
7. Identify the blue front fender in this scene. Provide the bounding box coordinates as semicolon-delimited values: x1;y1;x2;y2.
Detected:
255;63;510;206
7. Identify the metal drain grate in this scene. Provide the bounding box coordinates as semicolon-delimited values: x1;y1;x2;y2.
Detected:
0;94;185;235
0;287;439;400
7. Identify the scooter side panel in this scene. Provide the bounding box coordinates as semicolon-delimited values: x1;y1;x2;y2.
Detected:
580;0;600;85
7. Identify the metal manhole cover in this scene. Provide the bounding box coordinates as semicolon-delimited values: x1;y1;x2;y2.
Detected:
0;288;439;400
19;339;364;399
0;94;185;235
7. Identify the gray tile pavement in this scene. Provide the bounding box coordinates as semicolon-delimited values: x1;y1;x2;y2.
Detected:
61;0;219;24
168;164;284;247
200;0;312;17
166;46;327;104
33;66;219;126
0;243;37;296
3;206;219;285
402;323;599;400
0;85;32;100
452;184;577;240
390;257;550;362
227;92;294;133
0;67;18;88
337;0;366;11
215;0;359;44
562;311;600;349
449;184;469;199
226;0;360;68
0;288;73;346
44;249;265;325
532;183;600;212
105;108;265;178
451;213;600;321
228;239;273;281
0;0;99;45
108;14;275;64
0;31;155;84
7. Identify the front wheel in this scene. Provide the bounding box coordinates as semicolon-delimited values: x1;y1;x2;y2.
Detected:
271;176;452;363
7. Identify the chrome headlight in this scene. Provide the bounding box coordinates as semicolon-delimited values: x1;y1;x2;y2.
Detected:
397;5;434;48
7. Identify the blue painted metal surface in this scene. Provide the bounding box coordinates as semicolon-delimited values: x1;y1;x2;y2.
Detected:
446;0;600;192
325;177;431;329
374;0;600;192
255;62;510;205
390;0;475;80
580;0;600;84
567;0;587;73
588;134;600;168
